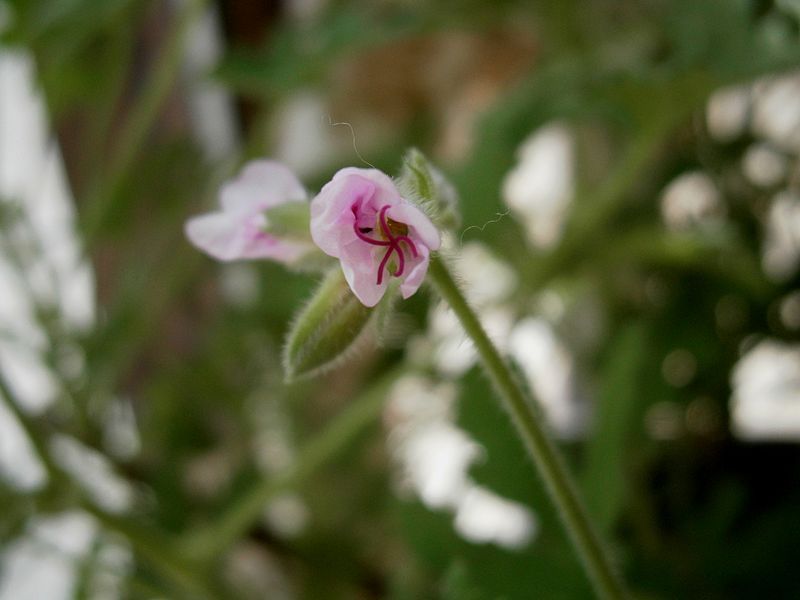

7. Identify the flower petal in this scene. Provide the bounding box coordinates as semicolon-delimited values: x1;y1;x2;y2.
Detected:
400;245;431;299
185;211;247;261
186;211;310;263
310;169;385;257
387;203;441;251
221;160;306;214
339;239;388;307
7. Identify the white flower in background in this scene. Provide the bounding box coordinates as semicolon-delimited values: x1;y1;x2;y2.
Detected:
264;493;310;539
502;122;574;248
752;73;800;153
0;512;131;600
274;92;340;178
418;243;515;377
706;85;750;142
51;436;134;514
660;171;724;231
0;399;46;490
762;191;800;281
508;317;586;439
742;143;788;188
386;375;536;550
731;339;800;441
455;242;517;306
399;421;482;509
454;485;538;548
429;304;514;377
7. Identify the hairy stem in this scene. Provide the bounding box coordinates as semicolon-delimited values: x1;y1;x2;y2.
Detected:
428;255;627;600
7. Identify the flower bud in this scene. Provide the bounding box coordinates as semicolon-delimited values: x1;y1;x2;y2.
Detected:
396;148;461;230
283;268;377;380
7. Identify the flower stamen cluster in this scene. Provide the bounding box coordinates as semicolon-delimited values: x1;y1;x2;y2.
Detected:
352;204;419;285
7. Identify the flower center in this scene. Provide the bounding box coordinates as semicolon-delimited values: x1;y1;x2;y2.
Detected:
352;204;419;285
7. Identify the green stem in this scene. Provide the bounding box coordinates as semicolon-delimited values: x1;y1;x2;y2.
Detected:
183;367;401;561
428;256;627;600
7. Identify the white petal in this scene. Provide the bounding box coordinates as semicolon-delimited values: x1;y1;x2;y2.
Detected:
220;160;306;213
389;203;441;251
184;211;246;261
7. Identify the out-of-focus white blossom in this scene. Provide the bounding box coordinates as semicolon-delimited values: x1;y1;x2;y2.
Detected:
430;304;514;377
508;318;586;438
102;398;140;461
454;485;537;549
762;191;800;281
731;339;800;441
0;397;46;490
455;242;517;306
660;171;724;231
264;493;310;538
752;73;800;152
182;4;239;161
386;375;536;550
742;143;788;187
419;243;516;376
51;436;134;514
274;93;339;177
0;512;100;600
706;85;750;141
503;123;574;248
398;421;481;509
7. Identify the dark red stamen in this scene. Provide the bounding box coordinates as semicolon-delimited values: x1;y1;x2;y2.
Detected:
352;203;419;285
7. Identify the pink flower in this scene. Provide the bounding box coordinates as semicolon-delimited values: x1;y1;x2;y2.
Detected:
310;168;441;307
185;160;311;263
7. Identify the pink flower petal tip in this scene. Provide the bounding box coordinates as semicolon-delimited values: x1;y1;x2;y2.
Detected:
310;167;441;307
185;160;311;264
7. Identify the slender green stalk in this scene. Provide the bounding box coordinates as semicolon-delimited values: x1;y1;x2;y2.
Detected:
428;256;627;600
183;367;401;561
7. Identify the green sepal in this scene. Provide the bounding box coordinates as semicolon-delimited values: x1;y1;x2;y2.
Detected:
283;268;375;380
262;202;335;272
396;148;461;230
263;202;312;239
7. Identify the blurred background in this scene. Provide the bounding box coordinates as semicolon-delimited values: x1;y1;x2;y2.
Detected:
2;0;800;598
